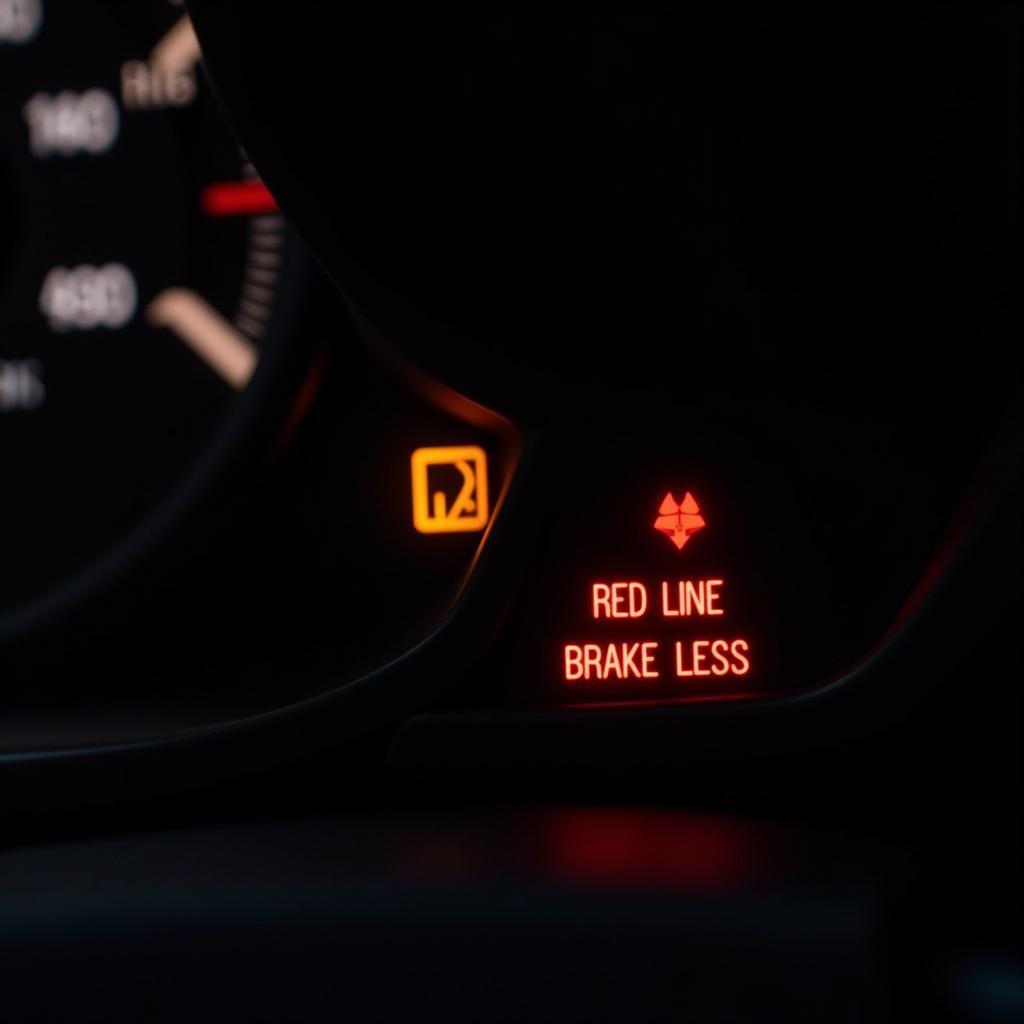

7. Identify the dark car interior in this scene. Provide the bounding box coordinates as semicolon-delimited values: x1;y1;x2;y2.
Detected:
0;3;1021;1020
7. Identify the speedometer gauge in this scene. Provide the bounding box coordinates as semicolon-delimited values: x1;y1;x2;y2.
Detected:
0;1;304;627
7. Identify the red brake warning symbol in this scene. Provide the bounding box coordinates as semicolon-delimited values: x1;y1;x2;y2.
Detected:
654;492;705;551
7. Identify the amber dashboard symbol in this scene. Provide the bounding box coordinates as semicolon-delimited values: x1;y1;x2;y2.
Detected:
411;446;489;534
654;491;705;551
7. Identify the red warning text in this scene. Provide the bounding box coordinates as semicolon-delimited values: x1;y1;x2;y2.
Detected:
564;642;660;681
563;639;751;681
590;580;725;619
563;578;752;684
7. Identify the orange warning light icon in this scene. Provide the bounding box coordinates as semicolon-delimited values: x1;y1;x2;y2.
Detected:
653;491;705;551
411;446;489;534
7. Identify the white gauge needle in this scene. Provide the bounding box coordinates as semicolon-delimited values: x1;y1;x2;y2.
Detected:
148;288;258;389
149;14;201;75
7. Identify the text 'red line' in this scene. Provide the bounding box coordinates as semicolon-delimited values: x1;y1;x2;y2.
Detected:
200;180;280;217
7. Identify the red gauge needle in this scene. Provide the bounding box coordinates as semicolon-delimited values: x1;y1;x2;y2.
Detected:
200;180;280;217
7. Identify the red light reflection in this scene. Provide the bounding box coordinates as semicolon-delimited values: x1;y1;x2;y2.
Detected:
540;809;775;890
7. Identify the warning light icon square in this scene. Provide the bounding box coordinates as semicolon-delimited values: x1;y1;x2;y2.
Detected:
411;446;490;534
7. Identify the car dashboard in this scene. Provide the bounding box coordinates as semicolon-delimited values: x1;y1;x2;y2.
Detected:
0;3;1021;1021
